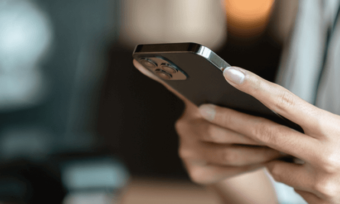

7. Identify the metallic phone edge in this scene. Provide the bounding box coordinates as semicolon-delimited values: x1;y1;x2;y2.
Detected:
133;43;231;72
196;46;231;71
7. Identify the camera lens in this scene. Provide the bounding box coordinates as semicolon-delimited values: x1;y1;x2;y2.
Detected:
160;63;177;74
155;69;172;80
139;58;157;68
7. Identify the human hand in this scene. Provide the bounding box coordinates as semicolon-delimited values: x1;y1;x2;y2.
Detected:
202;66;340;203
133;60;282;185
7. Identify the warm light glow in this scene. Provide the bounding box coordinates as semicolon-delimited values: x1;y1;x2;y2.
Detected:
225;0;274;36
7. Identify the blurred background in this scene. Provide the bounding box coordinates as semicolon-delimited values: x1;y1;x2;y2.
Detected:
0;0;298;203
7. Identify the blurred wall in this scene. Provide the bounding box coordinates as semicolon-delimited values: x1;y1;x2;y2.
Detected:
119;0;227;50
0;0;120;161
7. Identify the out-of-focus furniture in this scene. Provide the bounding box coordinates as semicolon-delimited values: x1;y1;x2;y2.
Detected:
119;178;221;204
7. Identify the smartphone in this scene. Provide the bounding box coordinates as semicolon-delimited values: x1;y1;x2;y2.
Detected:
132;42;302;132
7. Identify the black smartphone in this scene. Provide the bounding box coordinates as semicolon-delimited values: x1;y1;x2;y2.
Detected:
132;42;302;132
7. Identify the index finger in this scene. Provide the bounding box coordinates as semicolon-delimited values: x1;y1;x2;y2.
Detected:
199;104;319;162
222;67;323;131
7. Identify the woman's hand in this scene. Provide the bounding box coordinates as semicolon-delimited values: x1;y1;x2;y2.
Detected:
133;60;282;185
203;66;340;203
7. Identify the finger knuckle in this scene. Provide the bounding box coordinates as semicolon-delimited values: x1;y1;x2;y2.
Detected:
175;119;185;132
203;125;221;142
251;122;277;144
178;145;193;160
315;116;327;135
247;74;262;95
175;118;190;136
317;112;335;135
313;178;337;198
222;149;238;165
317;150;340;173
188;167;211;185
217;112;233;127
273;88;296;112
267;164;283;182
203;125;215;141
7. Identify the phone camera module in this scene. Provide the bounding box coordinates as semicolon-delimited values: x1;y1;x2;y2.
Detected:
155;69;172;80
160;63;178;74
139;58;157;68
139;57;187;80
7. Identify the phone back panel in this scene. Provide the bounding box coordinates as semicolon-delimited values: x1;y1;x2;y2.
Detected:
133;43;302;131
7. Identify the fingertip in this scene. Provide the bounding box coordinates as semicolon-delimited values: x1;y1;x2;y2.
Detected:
223;66;246;85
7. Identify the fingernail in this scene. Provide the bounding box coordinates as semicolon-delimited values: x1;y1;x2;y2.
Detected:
199;104;216;121
223;67;245;84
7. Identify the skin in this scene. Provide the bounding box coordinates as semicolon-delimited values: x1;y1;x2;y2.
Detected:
218;66;340;203
135;59;340;203
134;60;279;203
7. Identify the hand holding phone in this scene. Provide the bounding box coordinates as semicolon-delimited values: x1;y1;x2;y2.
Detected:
133;43;340;203
133;59;283;187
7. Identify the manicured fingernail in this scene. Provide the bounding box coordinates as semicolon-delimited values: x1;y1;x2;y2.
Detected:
199;104;216;121
223;67;245;84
